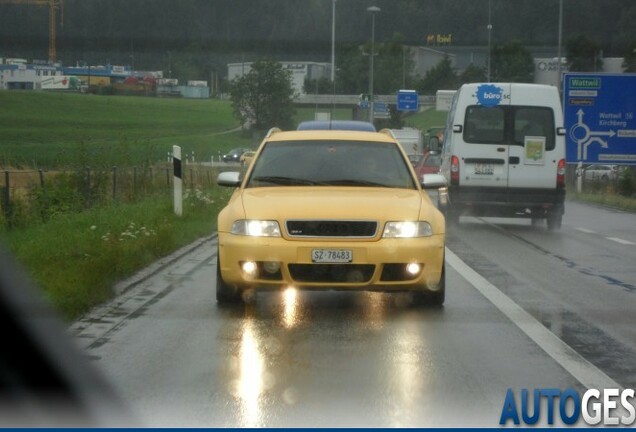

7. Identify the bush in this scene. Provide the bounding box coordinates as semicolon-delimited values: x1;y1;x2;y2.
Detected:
618;168;635;197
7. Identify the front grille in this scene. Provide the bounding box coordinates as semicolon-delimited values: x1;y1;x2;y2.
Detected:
286;220;377;238
288;264;375;283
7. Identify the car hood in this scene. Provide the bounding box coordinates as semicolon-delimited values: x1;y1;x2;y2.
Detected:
239;187;424;221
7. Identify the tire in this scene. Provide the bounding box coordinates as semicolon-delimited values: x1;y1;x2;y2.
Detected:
216;255;243;304
531;217;544;227
546;213;562;231
412;261;446;307
443;206;460;226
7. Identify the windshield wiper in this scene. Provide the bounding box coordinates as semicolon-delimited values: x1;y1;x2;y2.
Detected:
323;179;388;187
250;176;321;186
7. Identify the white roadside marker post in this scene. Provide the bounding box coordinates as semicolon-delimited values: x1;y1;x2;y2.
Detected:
173;145;183;216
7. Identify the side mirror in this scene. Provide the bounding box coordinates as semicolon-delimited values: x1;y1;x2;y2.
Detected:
453;125;462;133
556;127;566;136
421;173;447;189
217;171;241;187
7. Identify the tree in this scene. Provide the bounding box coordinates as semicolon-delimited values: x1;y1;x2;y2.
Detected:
622;41;636;72
416;55;458;95
491;40;534;83
566;34;603;72
459;64;487;85
229;59;297;131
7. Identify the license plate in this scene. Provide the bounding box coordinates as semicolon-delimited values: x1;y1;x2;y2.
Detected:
311;249;353;263
474;163;494;175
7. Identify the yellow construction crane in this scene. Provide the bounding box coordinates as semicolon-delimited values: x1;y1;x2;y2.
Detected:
0;0;63;63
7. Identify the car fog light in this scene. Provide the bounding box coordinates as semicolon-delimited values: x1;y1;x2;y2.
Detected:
242;261;258;276
406;263;421;275
263;261;281;274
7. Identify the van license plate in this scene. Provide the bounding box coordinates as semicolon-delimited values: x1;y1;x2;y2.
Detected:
312;249;353;263
474;163;494;175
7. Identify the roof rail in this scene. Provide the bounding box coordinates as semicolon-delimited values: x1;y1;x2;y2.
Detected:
378;128;395;138
265;127;282;138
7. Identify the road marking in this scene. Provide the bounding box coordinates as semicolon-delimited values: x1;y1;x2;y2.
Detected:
574;228;634;246
606;237;636;246
446;247;622;390
575;227;597;234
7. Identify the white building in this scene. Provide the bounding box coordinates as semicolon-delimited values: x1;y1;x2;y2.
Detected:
0;58;64;90
227;61;331;95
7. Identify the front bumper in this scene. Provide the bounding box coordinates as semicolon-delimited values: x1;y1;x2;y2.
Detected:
218;233;445;292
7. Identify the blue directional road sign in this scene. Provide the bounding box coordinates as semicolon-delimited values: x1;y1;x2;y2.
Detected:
373;101;390;119
563;73;636;165
397;90;419;112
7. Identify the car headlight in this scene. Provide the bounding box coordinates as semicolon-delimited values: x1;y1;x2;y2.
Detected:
231;220;281;237
382;221;433;238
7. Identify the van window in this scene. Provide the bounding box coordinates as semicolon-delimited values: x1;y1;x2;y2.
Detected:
464;105;555;150
464;106;505;143
513;107;555;150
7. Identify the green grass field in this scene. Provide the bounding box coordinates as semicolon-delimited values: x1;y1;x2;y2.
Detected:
0;91;249;167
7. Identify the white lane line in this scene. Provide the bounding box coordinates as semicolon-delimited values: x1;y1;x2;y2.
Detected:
606;237;636;246
446;247;622;390
575;227;597;234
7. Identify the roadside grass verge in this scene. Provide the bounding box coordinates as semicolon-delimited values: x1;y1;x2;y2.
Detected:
0;187;230;320
569;191;636;212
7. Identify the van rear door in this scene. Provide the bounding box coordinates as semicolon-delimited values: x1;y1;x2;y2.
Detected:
461;104;509;188
507;106;558;190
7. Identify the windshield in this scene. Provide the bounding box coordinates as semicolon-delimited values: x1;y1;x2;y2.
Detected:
247;140;417;189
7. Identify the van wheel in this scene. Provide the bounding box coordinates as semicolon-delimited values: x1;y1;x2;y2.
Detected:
216;255;243;304
546;213;562;231
531;217;544;227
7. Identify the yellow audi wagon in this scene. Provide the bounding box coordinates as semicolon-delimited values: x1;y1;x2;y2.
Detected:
216;127;447;305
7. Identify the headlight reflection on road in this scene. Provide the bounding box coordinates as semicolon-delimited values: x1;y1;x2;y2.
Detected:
361;292;386;331
282;287;299;329
235;320;265;427
386;322;429;427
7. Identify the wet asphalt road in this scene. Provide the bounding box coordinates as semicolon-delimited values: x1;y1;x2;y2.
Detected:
70;199;636;427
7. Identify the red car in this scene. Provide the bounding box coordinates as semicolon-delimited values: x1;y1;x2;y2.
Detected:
412;151;442;178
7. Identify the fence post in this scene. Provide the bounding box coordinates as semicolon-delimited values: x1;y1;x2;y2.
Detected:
112;166;117;201
85;167;91;208
39;169;44;187
2;171;10;226
133;166;137;197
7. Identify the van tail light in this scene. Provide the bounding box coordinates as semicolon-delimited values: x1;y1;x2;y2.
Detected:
450;155;460;185
556;159;566;189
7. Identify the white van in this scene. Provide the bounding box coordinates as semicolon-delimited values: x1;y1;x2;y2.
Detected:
439;83;566;229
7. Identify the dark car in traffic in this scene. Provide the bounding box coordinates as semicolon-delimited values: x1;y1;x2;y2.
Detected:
222;148;250;163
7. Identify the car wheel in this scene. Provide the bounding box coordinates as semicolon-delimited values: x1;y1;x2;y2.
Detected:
216;255;243;304
412;261;445;307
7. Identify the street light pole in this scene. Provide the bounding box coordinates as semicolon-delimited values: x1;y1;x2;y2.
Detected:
367;6;380;123
557;0;563;91
487;0;492;82
331;0;336;82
